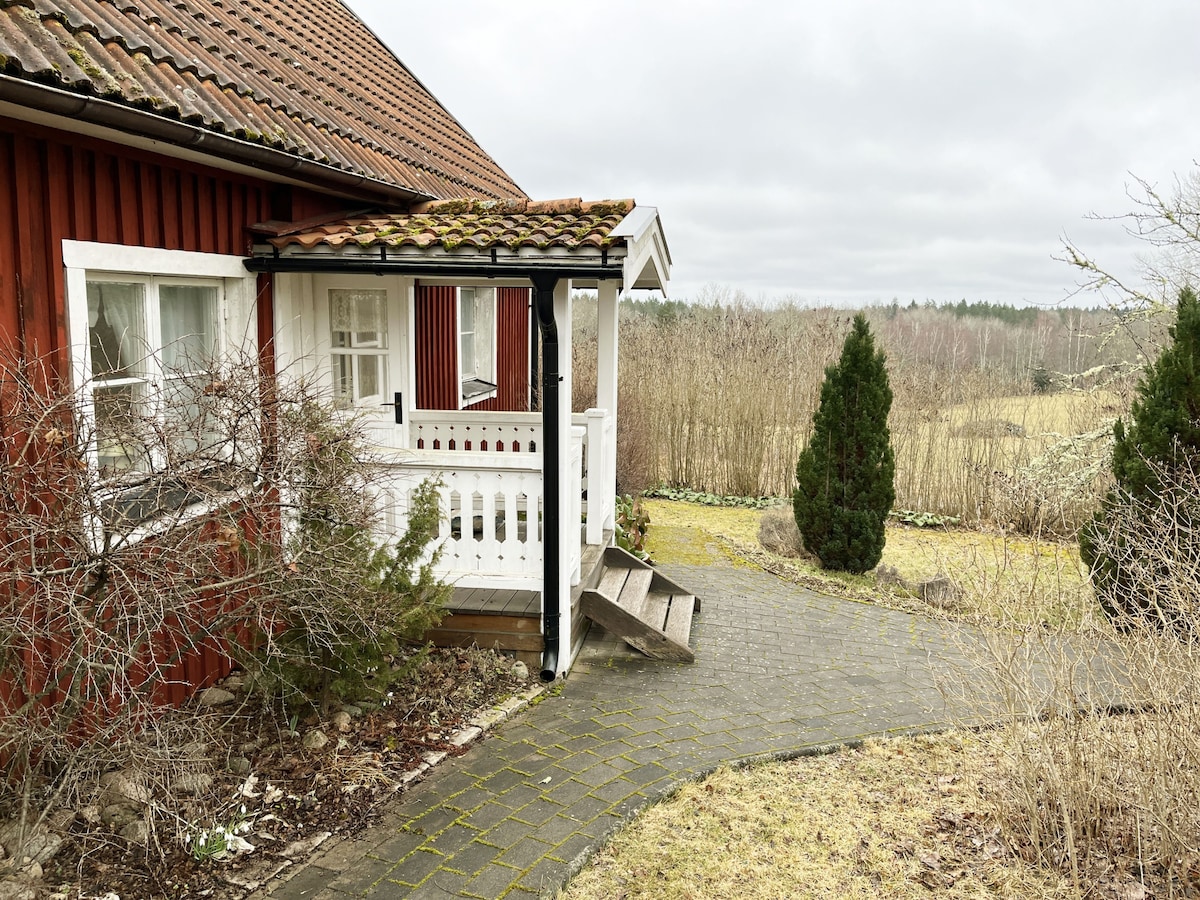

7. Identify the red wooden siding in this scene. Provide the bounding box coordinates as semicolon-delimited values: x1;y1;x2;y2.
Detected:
414;284;459;410
414;283;530;412
0;116;280;718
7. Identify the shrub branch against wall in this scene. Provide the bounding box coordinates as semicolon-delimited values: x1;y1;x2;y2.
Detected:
0;350;447;837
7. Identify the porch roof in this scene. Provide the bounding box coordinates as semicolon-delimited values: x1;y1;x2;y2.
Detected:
247;198;672;293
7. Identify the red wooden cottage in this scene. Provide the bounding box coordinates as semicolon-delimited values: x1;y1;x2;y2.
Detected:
0;0;687;702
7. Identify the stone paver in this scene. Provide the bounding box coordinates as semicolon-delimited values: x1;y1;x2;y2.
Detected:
259;563;998;899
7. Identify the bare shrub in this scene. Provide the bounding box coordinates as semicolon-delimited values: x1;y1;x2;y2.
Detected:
963;459;1200;891
597;298;1128;527
0;349;447;862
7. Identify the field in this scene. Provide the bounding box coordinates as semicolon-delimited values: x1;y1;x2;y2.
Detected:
573;299;1145;536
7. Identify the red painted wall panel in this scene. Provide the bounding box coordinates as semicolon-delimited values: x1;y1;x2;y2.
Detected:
414;283;531;412
0;115;286;721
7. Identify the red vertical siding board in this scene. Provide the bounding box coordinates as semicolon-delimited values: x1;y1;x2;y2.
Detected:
116;156;141;245
0;135;17;347
71;149;95;243
179;173;197;249
160;166;181;250
228;185;245;256
45;144;72;367
414;283;458;410
139;163;163;249
497;287;530;411
13;136;50;361
257;273;275;378
93;154;119;244
198;176;217;254
213;179;229;254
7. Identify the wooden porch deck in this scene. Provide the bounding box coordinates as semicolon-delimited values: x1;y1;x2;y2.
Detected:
423;538;610;670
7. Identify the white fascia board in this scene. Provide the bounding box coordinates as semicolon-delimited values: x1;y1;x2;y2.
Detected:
63;241;251;278
612;207;671;294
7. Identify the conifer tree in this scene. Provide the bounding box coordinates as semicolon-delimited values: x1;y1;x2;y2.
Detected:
793;314;895;574
1080;286;1200;627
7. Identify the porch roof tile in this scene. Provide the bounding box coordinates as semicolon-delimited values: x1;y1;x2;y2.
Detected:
261;198;637;254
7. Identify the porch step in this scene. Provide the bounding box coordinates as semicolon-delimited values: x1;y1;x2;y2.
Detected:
580;547;699;662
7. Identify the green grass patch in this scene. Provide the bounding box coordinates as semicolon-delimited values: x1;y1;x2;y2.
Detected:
644;499;1098;629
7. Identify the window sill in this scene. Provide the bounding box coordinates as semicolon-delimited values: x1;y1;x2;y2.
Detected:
95;465;252;547
461;378;497;407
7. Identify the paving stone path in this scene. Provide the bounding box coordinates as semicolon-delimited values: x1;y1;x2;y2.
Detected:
262;563;999;899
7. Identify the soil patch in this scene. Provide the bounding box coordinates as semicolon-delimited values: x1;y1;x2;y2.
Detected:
1;646;533;900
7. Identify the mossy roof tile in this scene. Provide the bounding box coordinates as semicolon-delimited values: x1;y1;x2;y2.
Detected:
266;198;637;254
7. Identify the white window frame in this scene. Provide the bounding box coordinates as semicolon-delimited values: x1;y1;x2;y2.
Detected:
63;241;258;542
327;286;389;409
457;286;497;408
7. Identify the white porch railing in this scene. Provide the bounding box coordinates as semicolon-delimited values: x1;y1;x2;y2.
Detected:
405;408;613;537
410;410;541;453
381;451;544;590
575;409;616;545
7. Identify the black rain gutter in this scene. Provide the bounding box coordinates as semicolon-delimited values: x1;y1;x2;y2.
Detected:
243;254;623;282
0;75;432;206
531;273;561;682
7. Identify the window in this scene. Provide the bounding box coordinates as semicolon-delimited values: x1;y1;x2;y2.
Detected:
458;287;496;405
87;276;220;473
64;242;257;528
329;288;387;407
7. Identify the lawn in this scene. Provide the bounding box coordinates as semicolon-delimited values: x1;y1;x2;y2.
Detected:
560;500;1158;900
641;498;1096;628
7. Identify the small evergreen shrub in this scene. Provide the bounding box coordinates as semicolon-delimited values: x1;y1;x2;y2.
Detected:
793;314;896;574
615;494;651;559
1080;286;1200;629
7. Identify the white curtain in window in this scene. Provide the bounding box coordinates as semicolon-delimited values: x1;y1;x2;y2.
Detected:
330;289;385;344
87;282;143;379
160;285;217;372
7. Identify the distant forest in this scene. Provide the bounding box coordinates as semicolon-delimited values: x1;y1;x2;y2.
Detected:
611;294;1158;391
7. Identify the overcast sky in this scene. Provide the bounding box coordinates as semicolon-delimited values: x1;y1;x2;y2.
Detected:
348;1;1200;308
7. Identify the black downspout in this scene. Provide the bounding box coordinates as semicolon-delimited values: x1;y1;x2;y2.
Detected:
532;274;561;682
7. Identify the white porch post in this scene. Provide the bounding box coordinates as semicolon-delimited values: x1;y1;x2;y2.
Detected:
551;279;575;675
596;280;620;529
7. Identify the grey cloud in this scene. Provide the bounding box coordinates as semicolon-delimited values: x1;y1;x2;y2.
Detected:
350;0;1200;305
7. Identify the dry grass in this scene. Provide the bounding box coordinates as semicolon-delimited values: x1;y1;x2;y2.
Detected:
564;502;1191;900
644;499;1095;628
590;302;1137;529
561;734;1078;900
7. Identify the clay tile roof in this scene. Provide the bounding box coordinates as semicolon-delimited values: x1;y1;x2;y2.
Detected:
265;198;637;254
0;0;525;200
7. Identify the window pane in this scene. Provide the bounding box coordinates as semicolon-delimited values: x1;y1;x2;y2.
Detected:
358;355;380;399
461;330;475;377
332;352;353;403
160;285;217;372
162;375;211;458
330;289;386;348
87;282;144;379
476;290;494;380
94;383;147;473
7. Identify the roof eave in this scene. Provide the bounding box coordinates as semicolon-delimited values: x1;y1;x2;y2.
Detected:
244;243;629;282
0;74;435;206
